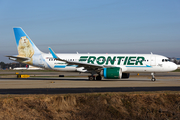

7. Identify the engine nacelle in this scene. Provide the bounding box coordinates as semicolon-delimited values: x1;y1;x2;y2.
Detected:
122;73;130;79
102;67;122;79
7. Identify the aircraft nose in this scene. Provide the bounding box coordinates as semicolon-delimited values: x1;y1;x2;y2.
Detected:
171;63;178;71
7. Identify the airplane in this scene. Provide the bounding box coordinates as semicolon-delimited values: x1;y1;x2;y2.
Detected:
7;27;178;81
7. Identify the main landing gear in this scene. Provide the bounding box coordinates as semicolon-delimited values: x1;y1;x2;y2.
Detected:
88;74;102;81
151;72;156;82
96;75;102;81
88;75;95;81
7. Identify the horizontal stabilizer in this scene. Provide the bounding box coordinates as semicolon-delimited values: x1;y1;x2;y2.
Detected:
6;56;30;61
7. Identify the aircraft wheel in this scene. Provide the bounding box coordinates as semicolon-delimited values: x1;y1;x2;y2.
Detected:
96;76;102;81
89;76;95;81
151;78;156;82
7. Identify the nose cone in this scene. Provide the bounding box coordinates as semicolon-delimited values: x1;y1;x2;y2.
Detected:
171;63;178;71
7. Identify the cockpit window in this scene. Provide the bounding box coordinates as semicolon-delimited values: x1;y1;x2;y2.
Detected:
162;59;169;62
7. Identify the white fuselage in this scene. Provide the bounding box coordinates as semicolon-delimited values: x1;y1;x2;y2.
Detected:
33;53;177;73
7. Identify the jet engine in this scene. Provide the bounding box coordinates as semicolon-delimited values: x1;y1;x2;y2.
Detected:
102;67;122;79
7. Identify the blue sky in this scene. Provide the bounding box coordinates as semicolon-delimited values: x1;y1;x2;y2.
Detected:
0;0;180;63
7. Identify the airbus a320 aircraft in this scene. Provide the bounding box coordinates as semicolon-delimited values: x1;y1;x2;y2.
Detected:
7;28;177;81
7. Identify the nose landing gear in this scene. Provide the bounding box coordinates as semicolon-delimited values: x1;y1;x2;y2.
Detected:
151;72;156;82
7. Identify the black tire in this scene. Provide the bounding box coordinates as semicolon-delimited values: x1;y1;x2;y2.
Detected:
89;76;94;81
96;76;102;81
151;78;156;82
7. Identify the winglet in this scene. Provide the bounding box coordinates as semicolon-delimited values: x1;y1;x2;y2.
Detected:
48;47;67;62
48;47;58;59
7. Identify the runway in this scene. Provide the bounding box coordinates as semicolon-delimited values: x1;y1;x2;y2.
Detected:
0;71;180;94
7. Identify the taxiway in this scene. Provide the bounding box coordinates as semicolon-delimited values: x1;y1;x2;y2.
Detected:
0;71;179;94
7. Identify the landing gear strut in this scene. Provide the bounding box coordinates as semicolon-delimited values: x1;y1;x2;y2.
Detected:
151;72;156;82
88;74;102;81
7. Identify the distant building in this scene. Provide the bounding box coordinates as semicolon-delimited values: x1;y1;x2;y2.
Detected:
0;62;26;69
170;58;180;65
176;58;180;61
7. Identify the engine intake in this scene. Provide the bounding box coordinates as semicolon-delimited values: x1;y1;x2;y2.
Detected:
102;67;122;79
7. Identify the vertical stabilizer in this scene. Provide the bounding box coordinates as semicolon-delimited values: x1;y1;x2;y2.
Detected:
13;27;42;56
13;27;42;65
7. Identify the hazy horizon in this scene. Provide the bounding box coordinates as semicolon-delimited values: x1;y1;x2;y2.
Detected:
0;0;180;63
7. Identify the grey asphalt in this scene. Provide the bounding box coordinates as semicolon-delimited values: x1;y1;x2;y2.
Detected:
0;87;180;94
0;71;180;94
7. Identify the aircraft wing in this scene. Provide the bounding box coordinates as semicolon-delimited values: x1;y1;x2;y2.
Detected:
48;47;104;71
6;56;30;61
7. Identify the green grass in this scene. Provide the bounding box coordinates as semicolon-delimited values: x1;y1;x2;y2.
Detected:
172;69;180;72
